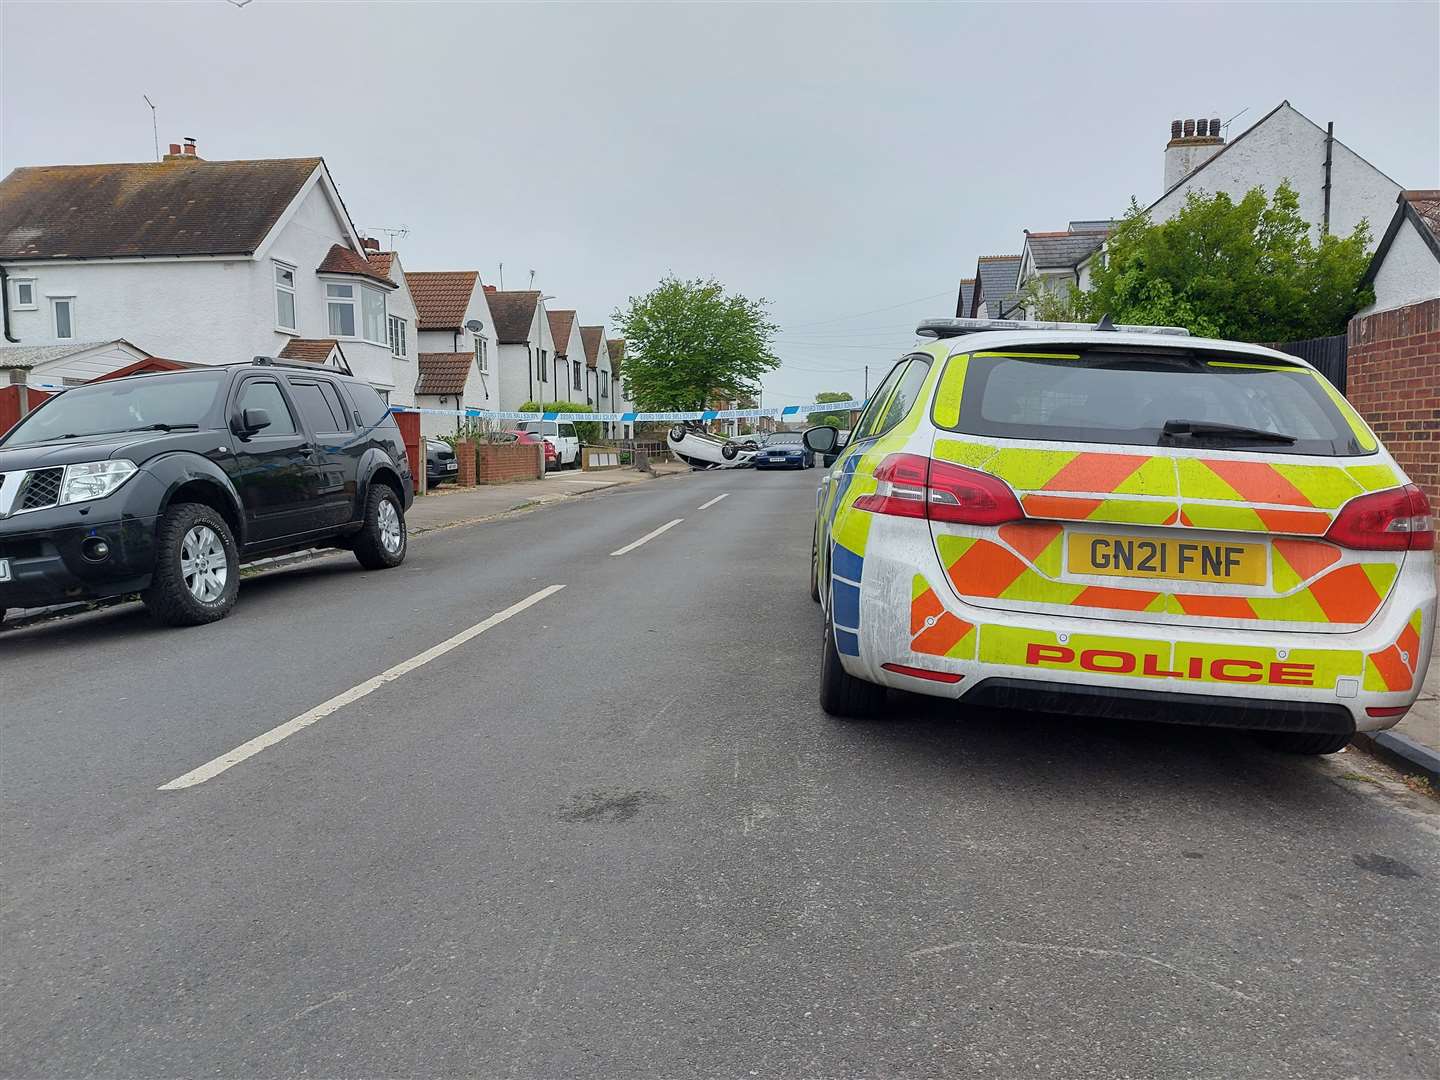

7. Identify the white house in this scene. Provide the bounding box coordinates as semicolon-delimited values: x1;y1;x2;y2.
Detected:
1356;190;1440;317
1015;222;1112;317
966;255;1023;319
1149;104;1403;241
0;141;405;397
404;269;499;437
0;339;153;389
546;309;587;405
485;290;557;410
607;337;634;439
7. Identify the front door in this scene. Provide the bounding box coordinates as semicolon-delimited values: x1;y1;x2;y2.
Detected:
227;376;323;544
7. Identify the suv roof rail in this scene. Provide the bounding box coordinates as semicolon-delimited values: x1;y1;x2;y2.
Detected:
251;354;355;377
915;317;1191;340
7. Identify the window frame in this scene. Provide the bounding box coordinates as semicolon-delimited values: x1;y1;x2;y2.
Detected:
536;348;548;383
323;279;389;345
573;359;583;391
273;260;298;333
234;376;300;437
50;296;76;340
285;376;350;434
848;359;910;443
388;314;408;359
474;335;488;373
11;278;36;311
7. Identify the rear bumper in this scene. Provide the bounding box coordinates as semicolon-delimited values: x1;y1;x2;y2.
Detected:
837;534;1436;734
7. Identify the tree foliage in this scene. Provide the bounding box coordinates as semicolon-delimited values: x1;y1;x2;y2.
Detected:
807;390;854;428
611;276;779;411
1039;184;1374;341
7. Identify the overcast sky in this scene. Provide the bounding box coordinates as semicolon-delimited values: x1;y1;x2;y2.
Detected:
3;1;1437;407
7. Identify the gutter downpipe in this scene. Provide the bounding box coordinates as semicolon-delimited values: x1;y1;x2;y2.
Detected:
1322;121;1334;237
0;266;18;343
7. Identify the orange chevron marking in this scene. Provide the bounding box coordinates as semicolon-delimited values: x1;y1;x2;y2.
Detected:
1273;538;1341;582
1369;645;1413;691
998;522;1063;564
1022;495;1103;520
1162;509;1180;525
1074;585;1162;611
912;587;945;635
1175;594;1256;618
1043;453;1148;493
1203;459;1313;507
912;612;973;656
1308;564;1382;624
1398;623;1421;671
1179;509;1196;527
946;541;1028;598
1255;507;1331;535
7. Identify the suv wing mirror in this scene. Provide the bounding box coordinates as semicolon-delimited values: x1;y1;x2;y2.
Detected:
233;407;272;436
803;425;841;454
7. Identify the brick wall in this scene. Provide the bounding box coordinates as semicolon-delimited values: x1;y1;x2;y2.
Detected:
477;442;543;484
1346;298;1440;505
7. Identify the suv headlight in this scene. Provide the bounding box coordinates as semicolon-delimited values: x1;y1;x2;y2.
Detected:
59;460;138;504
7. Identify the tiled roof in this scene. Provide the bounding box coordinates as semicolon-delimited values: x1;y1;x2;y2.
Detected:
1360;189;1440;290
955;278;977;318
1025;230;1108;270
1405;189;1440;243
547;310;577;355
0;157;322;260
278;338;343;364
975;255;1022;318
366;251;395;279
486;290;542;343
416;352;473;395
580;325;604;368
317;243;397;287
607;337;624;377
406;271;479;329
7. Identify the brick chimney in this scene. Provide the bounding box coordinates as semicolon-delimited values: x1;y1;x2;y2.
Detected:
362;237;380;251
162;137;203;163
1164;116;1225;190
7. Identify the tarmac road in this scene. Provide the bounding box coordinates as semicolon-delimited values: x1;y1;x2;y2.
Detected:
2;466;1437;1079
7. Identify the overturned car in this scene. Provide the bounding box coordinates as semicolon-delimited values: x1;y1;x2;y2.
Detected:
667;424;758;469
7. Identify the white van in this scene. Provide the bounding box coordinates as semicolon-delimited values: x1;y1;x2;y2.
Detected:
516;420;581;469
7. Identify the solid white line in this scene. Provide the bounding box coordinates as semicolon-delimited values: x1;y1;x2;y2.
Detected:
157;584;566;791
697;493;730;510
610;518;684;557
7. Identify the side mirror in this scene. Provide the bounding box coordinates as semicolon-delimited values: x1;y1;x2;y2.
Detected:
234;407;272;436
803;425;840;454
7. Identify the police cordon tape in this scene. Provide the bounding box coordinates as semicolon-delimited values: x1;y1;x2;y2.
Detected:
389;399;868;423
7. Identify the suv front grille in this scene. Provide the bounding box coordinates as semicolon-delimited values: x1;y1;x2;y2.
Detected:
18;468;64;512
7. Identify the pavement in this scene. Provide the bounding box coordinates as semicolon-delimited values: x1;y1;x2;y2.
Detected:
2;468;1439;1079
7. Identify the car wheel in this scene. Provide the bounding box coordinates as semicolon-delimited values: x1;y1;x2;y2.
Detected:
354;483;407;570
669;424;687;443
1255;730;1352;755
143;502;240;627
721;442;739;461
820;599;885;719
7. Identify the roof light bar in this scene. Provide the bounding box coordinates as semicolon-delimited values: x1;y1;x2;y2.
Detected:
916;317;1191;340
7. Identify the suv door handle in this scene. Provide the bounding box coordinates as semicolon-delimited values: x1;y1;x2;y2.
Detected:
299;445;316;457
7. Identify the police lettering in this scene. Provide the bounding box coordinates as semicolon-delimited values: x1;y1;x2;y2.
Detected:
1022;643;1315;686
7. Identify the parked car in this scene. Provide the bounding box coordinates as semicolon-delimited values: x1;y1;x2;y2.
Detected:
0;358;414;627
515;420;581;469
498;429;557;471
753;431;814;470
426;438;458;487
806;318;1435;755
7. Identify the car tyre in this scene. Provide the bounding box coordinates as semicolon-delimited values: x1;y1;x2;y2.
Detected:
1255;730;1352;755
721;442;739;461
820;600;885;719
669;424;687;443
809;525;822;603
354;483;407;570
143;502;240;627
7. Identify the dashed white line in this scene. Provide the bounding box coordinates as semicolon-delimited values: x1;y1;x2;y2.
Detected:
697;493;730;510
157;584;566;791
610;518;684;557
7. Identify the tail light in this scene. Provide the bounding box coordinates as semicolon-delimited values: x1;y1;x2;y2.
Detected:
854;453;1023;525
1324;484;1434;550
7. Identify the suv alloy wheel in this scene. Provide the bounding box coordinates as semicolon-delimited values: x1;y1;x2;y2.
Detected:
143;503;240;626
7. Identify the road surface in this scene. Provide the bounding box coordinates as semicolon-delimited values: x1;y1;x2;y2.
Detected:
3;468;1437;1078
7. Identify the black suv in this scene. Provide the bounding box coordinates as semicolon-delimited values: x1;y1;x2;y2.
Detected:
0;359;414;627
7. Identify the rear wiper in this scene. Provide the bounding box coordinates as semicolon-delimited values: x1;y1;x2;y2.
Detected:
1160;419;1296;445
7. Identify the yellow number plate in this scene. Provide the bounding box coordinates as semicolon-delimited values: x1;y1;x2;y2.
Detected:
1068;534;1267;585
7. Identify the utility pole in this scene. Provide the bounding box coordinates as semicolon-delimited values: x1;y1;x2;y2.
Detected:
864;365;868;400
498;262;504;290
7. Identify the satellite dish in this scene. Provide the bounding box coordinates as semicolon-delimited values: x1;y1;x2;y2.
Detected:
464;319;484;333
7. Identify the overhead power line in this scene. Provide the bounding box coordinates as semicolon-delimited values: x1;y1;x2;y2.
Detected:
781;290;953;330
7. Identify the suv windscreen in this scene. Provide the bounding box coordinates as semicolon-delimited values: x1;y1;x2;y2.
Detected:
944;349;1366;457
1;371;227;447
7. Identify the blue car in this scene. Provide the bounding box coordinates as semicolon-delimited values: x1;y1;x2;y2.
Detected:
752;432;814;469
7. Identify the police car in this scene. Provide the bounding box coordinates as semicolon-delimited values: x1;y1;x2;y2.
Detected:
804;318;1435;754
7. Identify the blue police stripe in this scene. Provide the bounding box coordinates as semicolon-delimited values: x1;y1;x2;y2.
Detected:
701;410;718;421
622;412;637;422
835;629;861;656
831;542;864;584
832;580;861;630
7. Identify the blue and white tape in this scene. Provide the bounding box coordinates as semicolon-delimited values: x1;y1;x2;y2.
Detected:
390;399;867;423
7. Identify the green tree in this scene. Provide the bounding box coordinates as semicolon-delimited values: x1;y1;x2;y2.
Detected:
1058;183;1373;341
521;400;602;444
611;276;779;411
807;390;854;429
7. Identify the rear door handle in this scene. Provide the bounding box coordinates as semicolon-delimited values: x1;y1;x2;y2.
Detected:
299;445;316;457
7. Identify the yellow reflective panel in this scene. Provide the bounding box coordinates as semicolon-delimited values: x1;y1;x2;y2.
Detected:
1347;463;1401;492
932;354;969;429
932;438;996;469
986;448;1077;490
1270;464;1361;509
1310;371;1378;452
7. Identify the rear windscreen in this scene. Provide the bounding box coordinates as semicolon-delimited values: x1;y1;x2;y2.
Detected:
943;350;1368;457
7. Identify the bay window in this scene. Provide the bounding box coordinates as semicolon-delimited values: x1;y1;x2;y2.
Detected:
326;280;388;344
